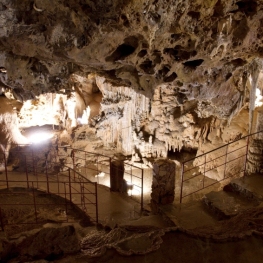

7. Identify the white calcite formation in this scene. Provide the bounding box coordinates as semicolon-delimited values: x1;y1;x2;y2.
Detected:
96;76;150;155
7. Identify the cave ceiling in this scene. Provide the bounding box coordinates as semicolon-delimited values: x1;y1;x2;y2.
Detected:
0;0;263;157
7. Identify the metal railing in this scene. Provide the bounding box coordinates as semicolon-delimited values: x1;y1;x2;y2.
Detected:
0;146;98;231
0;143;145;230
53;146;144;210
179;130;263;203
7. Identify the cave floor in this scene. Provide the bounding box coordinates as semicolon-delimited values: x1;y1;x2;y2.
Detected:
1;171;263;263
2;170;263;230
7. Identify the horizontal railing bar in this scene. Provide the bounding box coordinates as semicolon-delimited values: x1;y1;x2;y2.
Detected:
182;130;263;164
225;154;246;163
183;155;246;182
182;180;220;198
180;130;262;203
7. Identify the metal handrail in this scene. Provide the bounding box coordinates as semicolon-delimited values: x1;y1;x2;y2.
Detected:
181;130;263;163
0;143;145;230
0;150;98;230
54;145;144;210
179;130;263;203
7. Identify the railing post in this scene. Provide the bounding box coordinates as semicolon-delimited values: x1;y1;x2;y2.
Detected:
203;155;206;189
57;172;60;194
97;154;99;173
68;169;72;202
81;183;86;211
4;153;8;189
0;207;4;231
109;157;111;186
97;154;99;184
34;151;39;189
131;164;133;196
32;182;38;223
141;168;144;211
95;182;98;224
244;135;250;176
46;163;49;194
72;150;76;180
223;144;229;179
64;183;68;222
25;156;29;189
179;163;185;203
85;151;87;178
32;151;36;176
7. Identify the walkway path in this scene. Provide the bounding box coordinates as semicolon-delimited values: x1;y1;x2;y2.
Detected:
0;170;144;227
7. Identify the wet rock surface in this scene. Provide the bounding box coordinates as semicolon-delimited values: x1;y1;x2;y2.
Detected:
1;225;80;262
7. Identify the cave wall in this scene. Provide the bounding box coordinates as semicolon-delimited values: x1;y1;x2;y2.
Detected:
0;0;262;102
0;0;263;173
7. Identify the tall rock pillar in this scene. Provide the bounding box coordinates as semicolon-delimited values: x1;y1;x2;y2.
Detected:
151;159;176;213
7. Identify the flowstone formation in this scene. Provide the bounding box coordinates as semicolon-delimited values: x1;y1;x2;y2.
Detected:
0;0;263;176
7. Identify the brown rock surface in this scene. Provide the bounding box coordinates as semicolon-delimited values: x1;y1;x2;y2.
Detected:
1;1;263;262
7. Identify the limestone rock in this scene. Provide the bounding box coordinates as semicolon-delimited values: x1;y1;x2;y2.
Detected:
16;225;80;261
151;159;176;212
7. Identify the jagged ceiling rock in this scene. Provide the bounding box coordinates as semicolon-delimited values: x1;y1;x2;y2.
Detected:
0;0;263;166
0;0;262;104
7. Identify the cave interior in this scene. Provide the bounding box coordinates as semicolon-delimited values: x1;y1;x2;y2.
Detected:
1;0;263;262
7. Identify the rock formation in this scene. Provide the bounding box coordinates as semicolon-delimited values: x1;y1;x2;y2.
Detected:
2;2;263;262
0;0;263;177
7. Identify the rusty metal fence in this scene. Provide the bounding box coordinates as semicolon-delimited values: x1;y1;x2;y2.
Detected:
179;130;263;203
0;143;145;231
54;146;144;210
0;145;98;231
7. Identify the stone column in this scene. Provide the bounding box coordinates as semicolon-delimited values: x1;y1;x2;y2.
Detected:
110;159;125;192
151;159;176;213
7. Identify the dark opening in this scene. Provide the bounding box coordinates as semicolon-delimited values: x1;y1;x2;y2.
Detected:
164;72;177;82
106;36;138;62
163;46;195;61
139;59;155;74
183;59;204;69
187;11;200;19
137;49;147;57
225;73;232;80
167;147;197;163
158;66;170;77
230;58;246;67
236;1;257;16
106;44;136;62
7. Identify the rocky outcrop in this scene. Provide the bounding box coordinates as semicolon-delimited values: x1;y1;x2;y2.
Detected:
0;225;80;262
0;0;263;180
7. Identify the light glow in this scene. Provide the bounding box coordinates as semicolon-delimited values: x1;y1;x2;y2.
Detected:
95;172;105;178
126;181;141;196
28;132;54;144
77;106;90;125
255;88;263;107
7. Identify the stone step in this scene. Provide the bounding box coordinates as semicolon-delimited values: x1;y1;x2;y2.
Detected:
226;174;263;202
202;190;258;220
160;201;218;229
